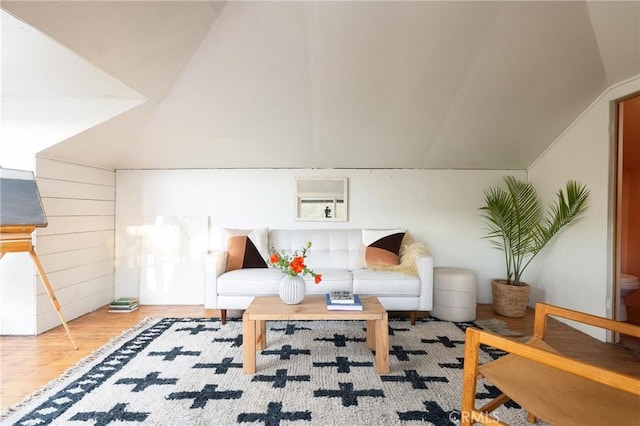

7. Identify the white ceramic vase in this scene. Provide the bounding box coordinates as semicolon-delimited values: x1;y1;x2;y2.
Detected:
279;275;306;304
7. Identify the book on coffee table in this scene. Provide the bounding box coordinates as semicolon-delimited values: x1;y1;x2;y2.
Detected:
325;293;363;311
329;290;355;304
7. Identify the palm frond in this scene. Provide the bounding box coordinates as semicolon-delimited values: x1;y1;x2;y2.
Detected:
543;181;590;241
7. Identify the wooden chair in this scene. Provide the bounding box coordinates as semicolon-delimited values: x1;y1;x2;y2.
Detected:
461;303;640;426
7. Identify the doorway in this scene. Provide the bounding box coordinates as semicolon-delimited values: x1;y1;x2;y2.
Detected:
614;94;640;330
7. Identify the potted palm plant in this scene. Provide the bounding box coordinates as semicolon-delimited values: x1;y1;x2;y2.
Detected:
480;176;590;317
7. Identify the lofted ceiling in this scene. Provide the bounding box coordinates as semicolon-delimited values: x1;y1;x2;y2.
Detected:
2;1;639;171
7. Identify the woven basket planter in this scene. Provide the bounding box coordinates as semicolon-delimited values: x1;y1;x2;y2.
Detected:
492;279;531;318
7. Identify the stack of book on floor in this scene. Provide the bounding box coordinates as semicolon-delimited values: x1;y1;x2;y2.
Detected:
325;290;362;311
108;297;139;313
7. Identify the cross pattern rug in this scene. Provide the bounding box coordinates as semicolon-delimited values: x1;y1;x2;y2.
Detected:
2;317;536;425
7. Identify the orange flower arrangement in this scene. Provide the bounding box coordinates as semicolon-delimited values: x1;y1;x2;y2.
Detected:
269;241;322;284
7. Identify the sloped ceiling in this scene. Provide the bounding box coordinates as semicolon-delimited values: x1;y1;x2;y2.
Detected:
0;10;147;169
2;1;222;101
3;1;640;170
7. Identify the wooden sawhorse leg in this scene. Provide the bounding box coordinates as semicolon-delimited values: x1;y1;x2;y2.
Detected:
29;248;78;350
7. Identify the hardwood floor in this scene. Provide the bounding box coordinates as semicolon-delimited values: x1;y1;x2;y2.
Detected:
1;304;638;411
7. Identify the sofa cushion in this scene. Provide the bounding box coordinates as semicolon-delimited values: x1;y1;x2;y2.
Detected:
269;229;364;270
218;268;353;296
301;268;353;295
218;268;283;295
223;228;269;271
362;228;406;266
352;269;421;297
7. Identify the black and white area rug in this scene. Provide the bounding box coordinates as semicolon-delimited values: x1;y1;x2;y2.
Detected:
2;317;535;425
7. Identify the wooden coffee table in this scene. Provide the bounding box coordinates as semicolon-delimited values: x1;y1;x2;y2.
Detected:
242;295;389;374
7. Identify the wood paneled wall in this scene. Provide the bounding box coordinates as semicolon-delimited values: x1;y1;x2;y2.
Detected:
34;158;115;334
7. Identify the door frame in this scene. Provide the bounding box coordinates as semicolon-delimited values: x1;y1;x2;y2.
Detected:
611;91;640;338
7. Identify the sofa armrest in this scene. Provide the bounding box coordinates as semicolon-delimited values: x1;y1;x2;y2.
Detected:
415;253;434;311
204;250;228;309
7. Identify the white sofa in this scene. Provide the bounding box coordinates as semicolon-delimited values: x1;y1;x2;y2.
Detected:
205;229;433;324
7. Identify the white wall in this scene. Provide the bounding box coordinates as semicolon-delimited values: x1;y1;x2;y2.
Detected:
0;252;36;334
528;75;640;339
33;158;115;334
1;158;116;335
115;168;526;305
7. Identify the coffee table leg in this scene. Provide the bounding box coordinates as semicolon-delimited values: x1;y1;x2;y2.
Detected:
243;313;256;373
366;320;376;350
375;313;389;374
256;320;267;350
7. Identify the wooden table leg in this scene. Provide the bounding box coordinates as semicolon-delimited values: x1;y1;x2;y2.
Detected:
243;313;256;373
375;313;389;374
366;320;376;350
256;320;267;350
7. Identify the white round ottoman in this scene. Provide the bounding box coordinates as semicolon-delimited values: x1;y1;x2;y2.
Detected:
431;267;477;322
